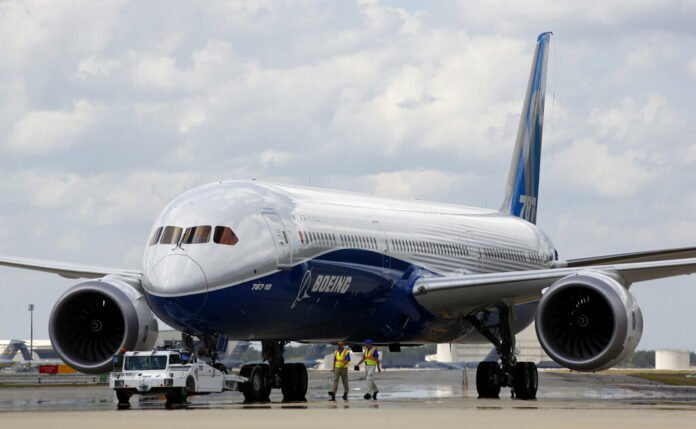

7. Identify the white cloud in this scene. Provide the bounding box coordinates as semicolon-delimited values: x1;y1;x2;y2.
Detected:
260;150;297;167
179;111;207;134
687;57;696;81
686;145;696;163
7;100;99;153
362;169;469;199
7;170;212;226
131;55;180;92
623;46;654;71
586;95;684;147
550;138;654;197
130;39;233;93
73;56;120;79
0;0;125;72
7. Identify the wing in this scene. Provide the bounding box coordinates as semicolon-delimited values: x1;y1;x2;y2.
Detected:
0;255;141;280
564;246;696;267
413;251;696;318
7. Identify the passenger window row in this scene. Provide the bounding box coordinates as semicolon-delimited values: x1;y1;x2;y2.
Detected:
302;231;336;247
149;225;239;246
297;214;320;223
301;230;379;251
341;234;378;250
296;224;546;264
481;247;545;264
391;238;469;257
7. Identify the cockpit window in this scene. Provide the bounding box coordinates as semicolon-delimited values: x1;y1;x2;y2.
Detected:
182;225;212;244
160;226;183;244
149;227;163;246
214;226;239;245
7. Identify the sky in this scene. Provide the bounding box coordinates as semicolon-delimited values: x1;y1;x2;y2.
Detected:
0;0;695;352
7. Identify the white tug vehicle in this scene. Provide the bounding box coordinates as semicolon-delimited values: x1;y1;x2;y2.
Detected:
109;348;246;407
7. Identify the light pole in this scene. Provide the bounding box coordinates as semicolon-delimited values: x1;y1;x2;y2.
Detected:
27;304;33;362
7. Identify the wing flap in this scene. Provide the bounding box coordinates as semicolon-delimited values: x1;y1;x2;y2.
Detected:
0;255;141;280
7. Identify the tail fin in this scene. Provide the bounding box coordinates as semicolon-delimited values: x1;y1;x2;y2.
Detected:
19;343;32;361
304;344;328;360
501;32;552;224
0;340;25;360
229;341;250;358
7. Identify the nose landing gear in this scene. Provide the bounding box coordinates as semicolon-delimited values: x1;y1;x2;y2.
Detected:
466;305;538;400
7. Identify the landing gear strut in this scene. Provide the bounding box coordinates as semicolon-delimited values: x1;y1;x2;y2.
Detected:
466;305;538;400
240;340;308;403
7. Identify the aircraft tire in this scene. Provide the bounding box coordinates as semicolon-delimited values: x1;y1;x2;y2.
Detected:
295;363;308;400
512;362;538;400
281;363;308;401
281;363;298;401
241;364;271;403
476;361;501;398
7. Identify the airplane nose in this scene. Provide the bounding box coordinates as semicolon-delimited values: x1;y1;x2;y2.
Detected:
146;254;208;296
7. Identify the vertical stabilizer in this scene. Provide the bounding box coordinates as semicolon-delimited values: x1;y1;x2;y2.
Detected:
0;340;25;361
19;343;32;361
501;32;552;224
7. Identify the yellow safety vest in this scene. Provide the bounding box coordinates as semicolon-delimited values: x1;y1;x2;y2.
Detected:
334;349;350;368
364;347;377;366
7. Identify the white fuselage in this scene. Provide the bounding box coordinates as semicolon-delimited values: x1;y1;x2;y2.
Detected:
140;180;556;343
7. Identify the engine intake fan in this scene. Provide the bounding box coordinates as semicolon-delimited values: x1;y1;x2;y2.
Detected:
49;276;157;374
535;272;642;372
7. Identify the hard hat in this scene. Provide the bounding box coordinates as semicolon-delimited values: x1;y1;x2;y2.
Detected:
364;339;372;345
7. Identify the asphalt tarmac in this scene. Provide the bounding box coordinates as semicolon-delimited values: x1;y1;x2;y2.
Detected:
1;369;695;428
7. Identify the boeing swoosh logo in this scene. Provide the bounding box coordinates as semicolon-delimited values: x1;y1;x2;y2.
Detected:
291;270;313;309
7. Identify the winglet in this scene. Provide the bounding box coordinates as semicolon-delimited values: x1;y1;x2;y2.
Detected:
500;32;552;224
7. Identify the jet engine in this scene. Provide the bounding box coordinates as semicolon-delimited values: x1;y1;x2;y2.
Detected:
49;275;158;374
535;272;642;371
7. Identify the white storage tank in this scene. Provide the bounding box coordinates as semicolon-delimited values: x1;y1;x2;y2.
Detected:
655;349;690;370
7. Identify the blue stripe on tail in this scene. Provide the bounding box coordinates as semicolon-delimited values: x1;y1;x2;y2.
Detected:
501;32;552;224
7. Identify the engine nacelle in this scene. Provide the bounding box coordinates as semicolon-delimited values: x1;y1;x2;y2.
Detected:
49;275;158;374
535;272;643;372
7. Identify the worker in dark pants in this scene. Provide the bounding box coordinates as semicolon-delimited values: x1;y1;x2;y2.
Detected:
328;341;350;401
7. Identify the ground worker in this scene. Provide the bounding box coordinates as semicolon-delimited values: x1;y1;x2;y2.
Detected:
356;339;381;400
328;341;350;401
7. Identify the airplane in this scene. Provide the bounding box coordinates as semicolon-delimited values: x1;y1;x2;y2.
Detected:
0;339;26;368
288;344;329;369
225;343;328;370
2;32;696;401
415;346;499;370
218;341;252;369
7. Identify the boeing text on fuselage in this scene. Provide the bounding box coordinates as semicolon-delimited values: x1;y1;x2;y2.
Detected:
292;270;352;309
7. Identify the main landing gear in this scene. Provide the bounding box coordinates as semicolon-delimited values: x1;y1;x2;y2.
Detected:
466;305;538;400
239;340;308;403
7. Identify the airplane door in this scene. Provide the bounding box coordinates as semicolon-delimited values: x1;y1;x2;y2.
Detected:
372;220;391;275
467;227;481;274
262;212;292;270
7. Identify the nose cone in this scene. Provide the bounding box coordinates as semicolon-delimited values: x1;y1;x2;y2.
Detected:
145;254;208;296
